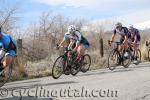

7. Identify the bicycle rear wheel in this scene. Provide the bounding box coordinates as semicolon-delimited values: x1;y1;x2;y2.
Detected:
0;64;13;87
52;56;64;79
80;54;91;73
108;50;120;71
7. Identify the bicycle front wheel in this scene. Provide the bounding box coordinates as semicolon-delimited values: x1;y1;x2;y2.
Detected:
52;56;64;79
108;50;120;71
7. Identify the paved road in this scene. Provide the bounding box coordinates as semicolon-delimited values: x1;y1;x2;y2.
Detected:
0;62;150;100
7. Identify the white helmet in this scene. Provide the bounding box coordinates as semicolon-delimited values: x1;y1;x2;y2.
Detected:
68;25;76;34
115;22;122;28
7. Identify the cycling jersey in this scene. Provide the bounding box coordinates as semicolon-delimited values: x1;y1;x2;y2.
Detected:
0;32;16;56
113;27;129;43
128;28;140;42
64;31;89;49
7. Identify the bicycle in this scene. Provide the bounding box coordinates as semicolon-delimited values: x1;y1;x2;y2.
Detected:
52;46;91;79
107;41;132;71
128;43;141;65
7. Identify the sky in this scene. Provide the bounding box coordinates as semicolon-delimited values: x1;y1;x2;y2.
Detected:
4;0;150;29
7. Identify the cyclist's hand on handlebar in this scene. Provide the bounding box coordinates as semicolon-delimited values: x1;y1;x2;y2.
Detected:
56;44;63;50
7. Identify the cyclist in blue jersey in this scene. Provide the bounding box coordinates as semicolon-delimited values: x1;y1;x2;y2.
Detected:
57;25;90;61
0;27;17;74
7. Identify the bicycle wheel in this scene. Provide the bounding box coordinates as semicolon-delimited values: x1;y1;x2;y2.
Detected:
122;50;132;68
108;50;120;71
0;64;13;87
80;54;91;73
135;49;141;65
148;49;150;61
52;56;64;79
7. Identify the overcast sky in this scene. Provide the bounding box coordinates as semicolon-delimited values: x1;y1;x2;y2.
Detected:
6;0;150;29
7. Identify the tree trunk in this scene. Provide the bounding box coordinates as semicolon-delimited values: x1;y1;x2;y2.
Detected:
99;38;104;57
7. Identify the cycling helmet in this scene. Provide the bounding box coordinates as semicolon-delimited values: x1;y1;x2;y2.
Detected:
129;24;134;30
115;22;122;28
68;25;76;34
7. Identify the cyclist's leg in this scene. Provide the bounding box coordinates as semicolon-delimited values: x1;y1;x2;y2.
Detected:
3;50;16;68
77;43;89;61
119;39;124;52
76;45;84;61
134;41;140;60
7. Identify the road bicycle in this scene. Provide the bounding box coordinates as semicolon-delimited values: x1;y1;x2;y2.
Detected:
107;41;132;71
52;46;91;79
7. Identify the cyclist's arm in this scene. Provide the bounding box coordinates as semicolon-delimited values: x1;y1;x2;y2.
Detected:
133;35;137;44
111;30;116;42
75;31;82;44
123;35;128;44
58;33;69;47
68;41;75;50
73;42;79;52
72;31;82;52
122;28;128;44
58;38;66;47
133;29;139;43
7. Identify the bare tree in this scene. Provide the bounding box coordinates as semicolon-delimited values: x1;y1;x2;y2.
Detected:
0;0;19;33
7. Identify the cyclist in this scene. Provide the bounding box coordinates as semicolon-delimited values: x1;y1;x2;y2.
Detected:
0;27;17;76
128;25;141;63
110;22;129;55
57;25;90;61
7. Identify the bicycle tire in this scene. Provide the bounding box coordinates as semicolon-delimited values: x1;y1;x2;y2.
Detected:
108;49;121;71
135;49;141;64
52;56;64;79
80;54;91;73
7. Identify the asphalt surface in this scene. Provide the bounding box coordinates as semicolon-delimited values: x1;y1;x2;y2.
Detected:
0;62;150;100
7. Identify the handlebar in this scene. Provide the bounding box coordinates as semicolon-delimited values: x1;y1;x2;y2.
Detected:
56;44;64;50
108;40;121;46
